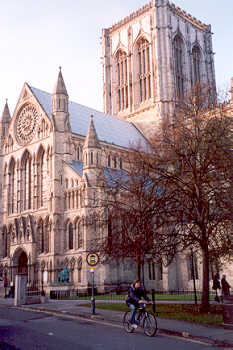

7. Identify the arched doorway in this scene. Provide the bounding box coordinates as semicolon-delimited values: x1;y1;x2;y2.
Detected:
18;251;28;274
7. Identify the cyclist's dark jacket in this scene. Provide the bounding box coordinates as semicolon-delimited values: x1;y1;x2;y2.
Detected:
126;284;149;307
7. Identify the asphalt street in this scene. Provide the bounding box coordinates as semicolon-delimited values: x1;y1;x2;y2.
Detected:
0;305;231;350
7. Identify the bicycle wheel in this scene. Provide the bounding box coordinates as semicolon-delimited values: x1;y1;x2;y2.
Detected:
123;311;135;333
143;313;158;337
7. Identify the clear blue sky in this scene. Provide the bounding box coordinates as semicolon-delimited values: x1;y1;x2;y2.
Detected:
0;0;232;115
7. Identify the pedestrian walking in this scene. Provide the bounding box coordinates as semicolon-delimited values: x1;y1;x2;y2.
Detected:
221;274;231;301
212;273;221;302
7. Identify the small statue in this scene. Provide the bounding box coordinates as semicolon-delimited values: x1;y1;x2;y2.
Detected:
58;267;70;283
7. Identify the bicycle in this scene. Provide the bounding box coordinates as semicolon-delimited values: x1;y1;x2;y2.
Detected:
123;302;158;337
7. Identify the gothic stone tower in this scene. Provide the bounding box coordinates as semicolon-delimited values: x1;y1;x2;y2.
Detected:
102;0;216;137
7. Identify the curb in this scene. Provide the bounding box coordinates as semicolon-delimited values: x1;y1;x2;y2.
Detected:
11;305;233;348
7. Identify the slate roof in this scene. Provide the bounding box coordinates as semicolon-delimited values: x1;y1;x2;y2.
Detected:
68;161;83;177
67;160;128;187
30;86;149;150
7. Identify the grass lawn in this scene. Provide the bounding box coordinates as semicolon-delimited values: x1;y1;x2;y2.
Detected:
81;302;223;326
64;293;215;301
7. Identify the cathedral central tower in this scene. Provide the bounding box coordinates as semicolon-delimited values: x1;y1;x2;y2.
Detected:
102;0;216;137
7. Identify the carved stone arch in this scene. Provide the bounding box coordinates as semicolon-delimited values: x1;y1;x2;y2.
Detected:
64;257;69;267
21;149;32;166
37;216;45;254
113;47;128;59
12;246;28;274
70;257;76;269
9;156;16;169
133;31;151;50
36;144;45;160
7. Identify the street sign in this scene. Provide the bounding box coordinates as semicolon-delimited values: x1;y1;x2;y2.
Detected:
86;252;99;267
89;266;95;272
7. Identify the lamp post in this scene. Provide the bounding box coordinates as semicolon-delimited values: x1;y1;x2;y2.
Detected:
90;267;95;315
86;252;99;316
190;248;197;305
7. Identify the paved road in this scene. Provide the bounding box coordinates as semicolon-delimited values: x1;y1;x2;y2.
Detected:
0;305;231;350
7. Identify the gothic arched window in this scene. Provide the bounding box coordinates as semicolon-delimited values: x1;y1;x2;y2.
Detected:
173;35;185;99
8;159;16;215
137;38;151;102
116;50;128;111
192;45;201;84
37;147;45;208
68;222;74;250
38;219;45;253
21;151;32;211
2;227;8;258
77;221;83;249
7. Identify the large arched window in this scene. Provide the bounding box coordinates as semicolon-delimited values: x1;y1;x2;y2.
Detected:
173;35;185;99
77;221;83;249
192;45;201;84
137;38;151;102
39;219;45;253
2;226;8;258
68;222;74;250
37;147;45;208
116;50;128;111
21;151;32;211
8;159;16;215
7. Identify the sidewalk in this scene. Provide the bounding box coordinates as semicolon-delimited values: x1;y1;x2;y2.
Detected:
1;298;233;348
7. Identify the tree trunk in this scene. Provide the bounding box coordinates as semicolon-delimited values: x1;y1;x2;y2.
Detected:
136;261;141;280
200;244;210;312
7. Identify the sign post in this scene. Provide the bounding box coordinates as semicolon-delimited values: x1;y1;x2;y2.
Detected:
86;253;99;315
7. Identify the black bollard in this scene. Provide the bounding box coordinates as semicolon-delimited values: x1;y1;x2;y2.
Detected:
152;289;156;313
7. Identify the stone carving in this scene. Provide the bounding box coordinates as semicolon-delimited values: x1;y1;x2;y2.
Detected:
15;104;40;145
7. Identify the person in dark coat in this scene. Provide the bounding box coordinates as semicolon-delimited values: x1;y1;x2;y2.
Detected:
212;273;221;302
126;280;150;328
221;275;231;299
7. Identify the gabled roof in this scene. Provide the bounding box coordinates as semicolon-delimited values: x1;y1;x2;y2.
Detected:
30;86;149;150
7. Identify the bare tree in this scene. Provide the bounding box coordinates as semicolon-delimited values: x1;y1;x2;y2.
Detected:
149;84;233;311
94;149;177;284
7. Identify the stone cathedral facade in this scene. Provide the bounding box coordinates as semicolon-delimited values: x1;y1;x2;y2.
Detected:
0;1;231;294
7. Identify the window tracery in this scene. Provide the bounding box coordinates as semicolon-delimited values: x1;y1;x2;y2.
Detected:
173;35;185;99
8;159;16;215
192;45;201;84
21;150;32;211
137;38;151;102
116;50;128;111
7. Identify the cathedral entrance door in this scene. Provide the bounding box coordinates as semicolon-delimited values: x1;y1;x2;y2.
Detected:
18;251;28;275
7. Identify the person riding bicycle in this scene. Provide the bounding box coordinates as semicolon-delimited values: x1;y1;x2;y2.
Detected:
126;279;150;328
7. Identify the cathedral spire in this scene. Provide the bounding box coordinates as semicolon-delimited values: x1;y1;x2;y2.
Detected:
52;67;69;131
0;99;11;141
83;115;102;175
1;99;11;122
83;115;101;150
53;66;68;96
